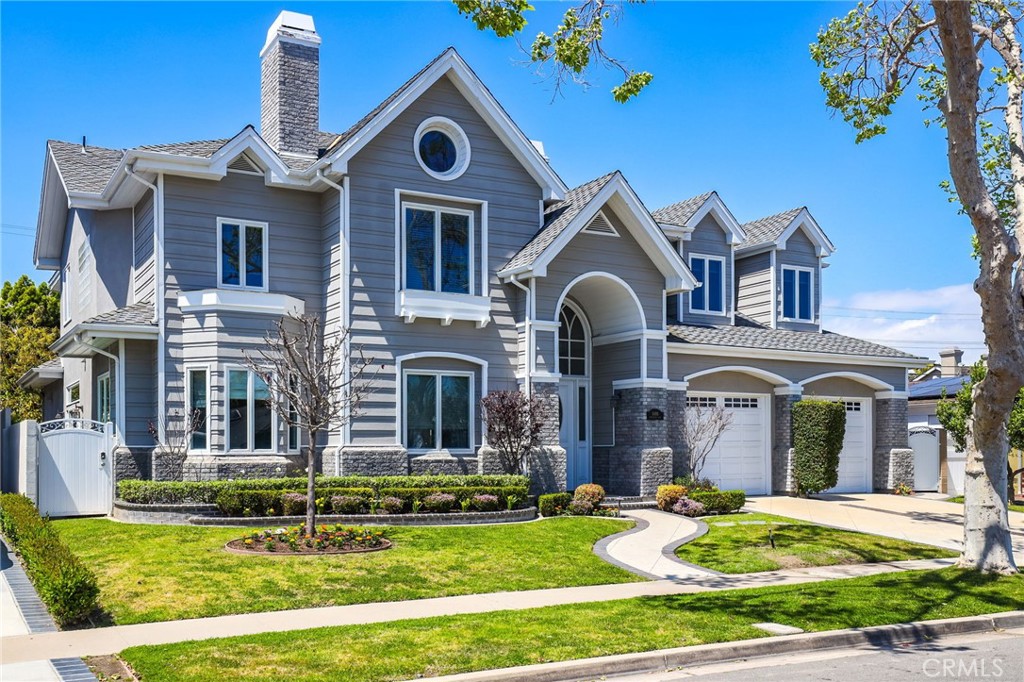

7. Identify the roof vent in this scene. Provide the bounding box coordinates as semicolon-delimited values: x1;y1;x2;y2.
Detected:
227;152;262;174
582;211;619;237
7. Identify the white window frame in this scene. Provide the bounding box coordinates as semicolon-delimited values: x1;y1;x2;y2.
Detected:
413;116;472;181
402;369;476;455
688;253;727;316
286;375;301;454
400;201;476;297
67;381;80;405
185;365;211;454
780;265;815;323
216;218;269;293
224;366;277;453
96;372;112;424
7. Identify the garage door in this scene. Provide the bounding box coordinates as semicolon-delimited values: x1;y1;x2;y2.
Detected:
826;399;872;493
687;394;770;495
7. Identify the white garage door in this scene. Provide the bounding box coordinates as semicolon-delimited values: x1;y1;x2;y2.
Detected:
826;399;872;493
687;394;770;495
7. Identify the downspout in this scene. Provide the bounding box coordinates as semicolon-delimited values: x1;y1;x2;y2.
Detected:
124;165;166;443
509;274;531;396
84;335;122;444
316;169;347;476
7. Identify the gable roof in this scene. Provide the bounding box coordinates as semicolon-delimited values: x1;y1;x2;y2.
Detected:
48;140;125;194
740;208;803;250
652;192;714;227
739;206;835;256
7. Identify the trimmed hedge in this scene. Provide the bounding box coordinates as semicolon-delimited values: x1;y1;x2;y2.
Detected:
377;486;529;513
538;492;573;517
119;474;530;505
215;487;374;517
0;494;98;626
792;399;846;495
688;490;746;514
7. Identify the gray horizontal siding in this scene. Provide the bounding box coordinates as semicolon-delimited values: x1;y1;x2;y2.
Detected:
124;340;156;447
134;192;155;304
735;251;772;325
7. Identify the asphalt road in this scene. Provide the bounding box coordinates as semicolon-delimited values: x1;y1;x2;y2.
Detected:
591;629;1024;682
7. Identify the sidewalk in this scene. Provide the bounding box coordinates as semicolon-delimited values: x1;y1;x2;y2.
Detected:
597;509;717;579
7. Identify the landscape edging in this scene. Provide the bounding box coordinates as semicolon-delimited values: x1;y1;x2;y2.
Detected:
188;507;537;527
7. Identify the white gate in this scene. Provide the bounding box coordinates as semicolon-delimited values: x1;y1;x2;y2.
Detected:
909;426;940;492
38;419;113;517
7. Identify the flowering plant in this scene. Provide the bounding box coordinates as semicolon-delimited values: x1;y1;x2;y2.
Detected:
671;497;706;518
243;525;388;552
422;492;457;513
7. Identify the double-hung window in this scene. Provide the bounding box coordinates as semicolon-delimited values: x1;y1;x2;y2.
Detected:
781;266;814;322
227;368;273;452
218;218;268;290
403;203;473;296
689;254;725;314
404;371;472;453
186;367;210;451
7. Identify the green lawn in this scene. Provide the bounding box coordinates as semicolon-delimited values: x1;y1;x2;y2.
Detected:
949;496;1024;514
674;513;956;573
54;517;636;625
120;569;1024;682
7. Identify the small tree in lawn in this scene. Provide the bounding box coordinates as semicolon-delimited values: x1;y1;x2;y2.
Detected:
148;402;204;481
792;400;846;497
682;402;733;482
244;314;374;536
480;390;545;475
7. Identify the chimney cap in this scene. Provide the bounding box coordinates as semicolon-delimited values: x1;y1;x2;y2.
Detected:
262;10;320;56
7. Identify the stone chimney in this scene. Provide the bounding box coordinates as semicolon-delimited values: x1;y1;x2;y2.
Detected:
939;347;963;378
260;11;321;156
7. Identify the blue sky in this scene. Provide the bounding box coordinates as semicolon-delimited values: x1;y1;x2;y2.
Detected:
0;2;984;361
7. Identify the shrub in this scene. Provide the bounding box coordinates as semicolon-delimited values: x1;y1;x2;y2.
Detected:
0;494;99;626
282;493;307;516
892;482;914;496
330;495;367;514
567;499;593;516
472;494;500;512
538;492;573;517
671;497;706;517
422;492;458;513
656;484;688;511
688;490;746;514
380;496;405;514
215;490;282;517
792;400;846;495
573;483;605;506
673;475;718;492
378;486;529;510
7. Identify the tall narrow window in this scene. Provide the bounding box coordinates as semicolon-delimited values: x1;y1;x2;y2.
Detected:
404;371;472;452
219;219;267;290
287;376;300;452
227;369;273;452
559;305;588;376
781;266;814;322
689;255;724;314
187;368;208;451
97;373;112;423
403;204;473;296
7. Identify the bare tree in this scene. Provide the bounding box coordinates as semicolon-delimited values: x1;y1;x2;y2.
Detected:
682;403;733;480
480;390;545;475
148;404;203;481
244;314;375;535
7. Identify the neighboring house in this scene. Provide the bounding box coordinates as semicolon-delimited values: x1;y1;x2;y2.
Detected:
909;348;972;495
21;11;926;496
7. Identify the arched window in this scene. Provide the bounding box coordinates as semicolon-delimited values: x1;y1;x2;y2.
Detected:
559;305;588;376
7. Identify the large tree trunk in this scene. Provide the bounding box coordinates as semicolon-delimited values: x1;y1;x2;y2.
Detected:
934;0;1022;574
306;429;318;536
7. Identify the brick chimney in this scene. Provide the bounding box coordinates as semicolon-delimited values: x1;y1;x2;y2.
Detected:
260;11;321;156
939;347;963;378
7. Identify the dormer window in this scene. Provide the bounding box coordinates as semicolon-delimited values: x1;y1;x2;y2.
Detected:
782;266;814;322
689;254;725;315
218;218;268;291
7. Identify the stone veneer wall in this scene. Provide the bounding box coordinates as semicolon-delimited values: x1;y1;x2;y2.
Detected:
666;389;688;479
873;398;911;491
773;395;800;494
335;446;408;477
181;455;303;482
113;446;151;486
609;387;673;496
529;382;567;493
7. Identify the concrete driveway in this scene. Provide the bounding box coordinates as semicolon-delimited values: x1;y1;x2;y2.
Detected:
746;494;1024;559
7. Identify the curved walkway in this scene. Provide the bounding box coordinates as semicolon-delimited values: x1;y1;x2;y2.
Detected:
596;509;718;579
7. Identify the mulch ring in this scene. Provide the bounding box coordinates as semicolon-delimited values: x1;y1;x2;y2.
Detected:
225;538;393;556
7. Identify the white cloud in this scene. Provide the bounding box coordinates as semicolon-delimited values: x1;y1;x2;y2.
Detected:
822;283;985;364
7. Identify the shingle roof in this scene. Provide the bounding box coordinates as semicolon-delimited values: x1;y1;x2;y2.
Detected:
84;302;156;327
909;375;970;399
501;172;617;272
652;192;713;227
36;358;62;371
739;208;802;250
137;139;231;157
668;321;922;360
48;140;125;194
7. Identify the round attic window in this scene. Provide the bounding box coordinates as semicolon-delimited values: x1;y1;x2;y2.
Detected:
414;117;470;180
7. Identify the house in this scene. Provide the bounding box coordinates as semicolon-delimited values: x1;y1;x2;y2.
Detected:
22;11;926;496
909;348;972;494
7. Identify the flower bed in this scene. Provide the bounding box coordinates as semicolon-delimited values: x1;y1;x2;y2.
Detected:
225;525;391;555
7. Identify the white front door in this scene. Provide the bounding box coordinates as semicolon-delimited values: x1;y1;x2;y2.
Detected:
559;378;591;489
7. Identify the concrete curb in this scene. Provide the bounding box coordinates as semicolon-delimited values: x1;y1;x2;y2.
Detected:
410;610;1024;682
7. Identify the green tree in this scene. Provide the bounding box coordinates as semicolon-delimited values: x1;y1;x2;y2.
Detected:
453;0;652;102
0;276;60;422
813;1;1022;574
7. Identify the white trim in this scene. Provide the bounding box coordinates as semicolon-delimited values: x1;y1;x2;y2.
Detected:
155;174;166;444
684;193;747;244
780;264;815;323
184;364;212;454
581;210;620;237
776;208;836;257
394;352;488;451
66;381;81;406
667;342;929;368
684;364;791;386
798;371;894;392
769;249;778;329
215;217;269;292
612;378;689;391
413;116;472;181
224;365;277;454
526;370;562;383
875;390;909;399
774;384;804;396
558;300;592;378
591;329;667;348
687;252;728;316
96;372;112;424
116;339;126;440
402;368;476;455
177;289;305;316
552;272;648;329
